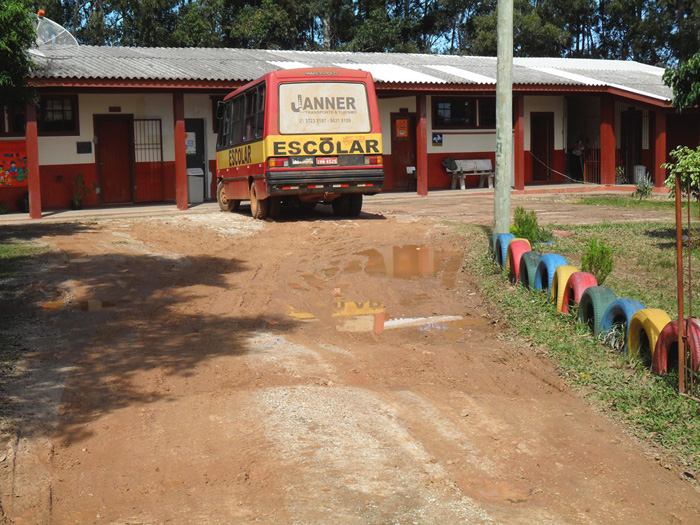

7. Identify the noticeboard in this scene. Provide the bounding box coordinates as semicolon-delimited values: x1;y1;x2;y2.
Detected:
0;141;28;187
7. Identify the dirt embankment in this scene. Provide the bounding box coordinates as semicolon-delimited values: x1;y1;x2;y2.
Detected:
1;196;696;523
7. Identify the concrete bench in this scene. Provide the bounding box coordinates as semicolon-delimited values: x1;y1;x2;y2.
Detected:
445;159;495;190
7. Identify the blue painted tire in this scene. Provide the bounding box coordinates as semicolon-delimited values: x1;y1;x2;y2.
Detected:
533;254;567;293
494;233;515;268
519;251;542;290
600;298;646;354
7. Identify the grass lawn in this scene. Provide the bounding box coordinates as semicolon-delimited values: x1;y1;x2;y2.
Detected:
455;197;700;473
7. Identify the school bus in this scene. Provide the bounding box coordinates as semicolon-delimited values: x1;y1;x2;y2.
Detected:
215;68;384;219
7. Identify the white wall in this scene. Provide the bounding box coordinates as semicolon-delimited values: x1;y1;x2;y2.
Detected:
523;96;566;151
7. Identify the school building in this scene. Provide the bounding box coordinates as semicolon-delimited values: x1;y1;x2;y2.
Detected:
1;47;698;218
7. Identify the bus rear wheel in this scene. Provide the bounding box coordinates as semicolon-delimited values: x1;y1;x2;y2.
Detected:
217;182;240;212
332;195;351;216
348;194;363;217
250;183;268;220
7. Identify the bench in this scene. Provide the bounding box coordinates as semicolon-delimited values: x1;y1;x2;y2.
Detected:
444;159;495;190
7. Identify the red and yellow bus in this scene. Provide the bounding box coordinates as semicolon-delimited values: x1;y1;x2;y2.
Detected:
215;68;384;219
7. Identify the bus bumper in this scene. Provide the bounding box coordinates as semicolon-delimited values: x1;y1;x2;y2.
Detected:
266;168;384;196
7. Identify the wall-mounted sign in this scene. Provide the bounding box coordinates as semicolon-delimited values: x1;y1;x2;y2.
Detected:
396;118;408;138
185;132;197;155
432;133;443;146
0;141;28;187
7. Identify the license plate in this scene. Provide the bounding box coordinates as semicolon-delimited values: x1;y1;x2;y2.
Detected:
316;157;338;166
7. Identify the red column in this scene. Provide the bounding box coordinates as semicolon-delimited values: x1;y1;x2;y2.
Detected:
654;108;667;187
600;96;615;185
173;92;188;210
416;95;428;196
514;95;525;190
25;103;42;219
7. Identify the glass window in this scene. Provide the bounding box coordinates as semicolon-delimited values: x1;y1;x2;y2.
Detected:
37;96;78;134
479;98;496;127
432;96;496;129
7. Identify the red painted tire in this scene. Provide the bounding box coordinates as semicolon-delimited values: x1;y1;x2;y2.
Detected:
507;240;531;282
561;272;598;314
653;318;700;375
550;265;579;313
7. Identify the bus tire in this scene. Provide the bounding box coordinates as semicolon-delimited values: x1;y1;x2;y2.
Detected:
268;197;282;220
533;253;567;293
250;183;268;220
600;298;645;354
519;251;542;290
653;318;700;375
348;194;363;217
217;181;239;212
561;272;597;314
550;265;579;313
627;309;671;365
578;286;617;337
332;195;351;216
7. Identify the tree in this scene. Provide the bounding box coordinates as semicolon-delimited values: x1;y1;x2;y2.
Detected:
0;0;36;105
663;51;700;111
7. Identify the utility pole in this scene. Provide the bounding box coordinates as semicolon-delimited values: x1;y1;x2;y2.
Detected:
494;0;513;234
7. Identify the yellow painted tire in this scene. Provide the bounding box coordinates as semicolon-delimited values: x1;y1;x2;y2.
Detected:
550;265;579;313
628;309;672;365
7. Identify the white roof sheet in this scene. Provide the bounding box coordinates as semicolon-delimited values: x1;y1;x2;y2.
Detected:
332;63;445;84
424;65;496;84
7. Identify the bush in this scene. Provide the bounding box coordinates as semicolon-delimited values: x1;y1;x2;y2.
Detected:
0;203;8;214
581;238;614;285
510;206;553;244
634;174;653;200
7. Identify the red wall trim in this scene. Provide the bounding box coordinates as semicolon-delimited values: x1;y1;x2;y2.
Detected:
25;103;42;219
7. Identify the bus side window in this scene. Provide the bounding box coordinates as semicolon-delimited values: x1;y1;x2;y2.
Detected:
255;85;265;139
231;96;244;146
244;89;257;142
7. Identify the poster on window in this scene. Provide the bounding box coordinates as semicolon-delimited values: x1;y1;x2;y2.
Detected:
0;141;28;187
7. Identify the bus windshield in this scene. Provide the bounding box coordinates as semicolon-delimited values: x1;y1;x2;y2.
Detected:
278;82;371;135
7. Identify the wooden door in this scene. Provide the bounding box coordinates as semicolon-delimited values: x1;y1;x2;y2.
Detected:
96;116;134;204
390;114;417;190
621;110;643;177
530;113;554;182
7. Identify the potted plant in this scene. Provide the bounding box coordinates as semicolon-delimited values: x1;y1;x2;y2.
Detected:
57;174;95;210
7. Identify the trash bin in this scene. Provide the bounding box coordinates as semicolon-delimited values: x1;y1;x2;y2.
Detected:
187;168;204;204
634;165;647;184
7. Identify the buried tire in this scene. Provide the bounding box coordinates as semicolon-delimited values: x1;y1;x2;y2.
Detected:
561;272;597;314
506;239;531;282
519;251;542;290
653;318;700;375
550;265;579;313
578;286;617;337
600;298;646;354
217;181;240;212
494;233;515;268
533;253;567;294
627;309;672;366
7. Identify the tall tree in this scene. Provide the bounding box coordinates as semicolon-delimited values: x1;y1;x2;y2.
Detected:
0;0;36;105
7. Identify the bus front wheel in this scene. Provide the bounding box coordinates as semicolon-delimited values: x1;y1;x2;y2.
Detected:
250;183;268;220
217;182;240;212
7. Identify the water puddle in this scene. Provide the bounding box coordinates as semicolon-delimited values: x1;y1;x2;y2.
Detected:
353;245;462;286
466;480;530;505
79;300;118;312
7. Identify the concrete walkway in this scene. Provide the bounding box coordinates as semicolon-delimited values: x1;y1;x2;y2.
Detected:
0;182;653;225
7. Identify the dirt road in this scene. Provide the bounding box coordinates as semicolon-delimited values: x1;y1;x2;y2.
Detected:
1;193;697;523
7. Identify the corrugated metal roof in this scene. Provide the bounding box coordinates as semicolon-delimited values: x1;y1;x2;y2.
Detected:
30;45;673;102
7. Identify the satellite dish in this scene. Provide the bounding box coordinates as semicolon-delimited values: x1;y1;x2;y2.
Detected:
32;10;79;48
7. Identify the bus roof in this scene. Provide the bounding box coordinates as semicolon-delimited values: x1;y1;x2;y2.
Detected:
223;68;374;101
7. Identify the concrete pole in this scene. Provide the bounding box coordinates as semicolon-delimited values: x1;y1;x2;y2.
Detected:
494;0;513;234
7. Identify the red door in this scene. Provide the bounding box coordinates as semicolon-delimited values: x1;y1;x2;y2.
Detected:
530;113;554;182
391;114;417;190
96;117;134;203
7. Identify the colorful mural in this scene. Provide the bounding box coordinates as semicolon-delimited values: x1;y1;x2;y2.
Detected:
0;141;29;187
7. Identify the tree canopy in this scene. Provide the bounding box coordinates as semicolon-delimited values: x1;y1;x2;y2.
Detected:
664;51;700;111
1;0;36;104
13;0;700;66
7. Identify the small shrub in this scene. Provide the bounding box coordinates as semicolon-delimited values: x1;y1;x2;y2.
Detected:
510;206;553;244
634;174;653;200
0;203;8;214
581;238;614;285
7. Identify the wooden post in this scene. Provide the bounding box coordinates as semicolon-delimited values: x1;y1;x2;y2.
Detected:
416;95;428;197
514;95;525;191
25;103;42;219
600;96;616;185
173;92;188;210
654;109;667;188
